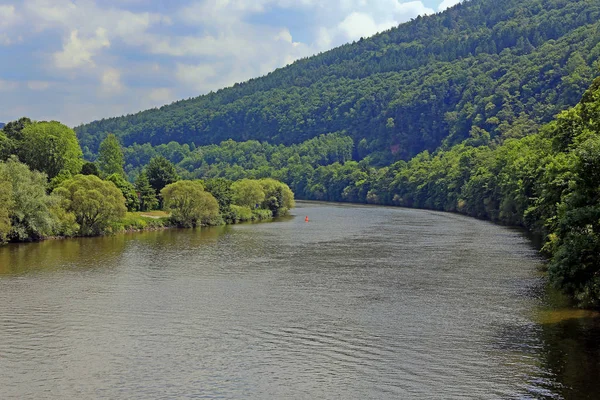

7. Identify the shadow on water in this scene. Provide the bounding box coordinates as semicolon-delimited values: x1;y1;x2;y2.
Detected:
0;226;232;276
492;282;600;399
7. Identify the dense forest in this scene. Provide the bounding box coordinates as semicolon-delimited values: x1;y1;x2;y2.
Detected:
76;0;600;165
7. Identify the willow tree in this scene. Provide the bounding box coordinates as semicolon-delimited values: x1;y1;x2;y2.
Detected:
0;167;13;242
231;179;265;208
53;174;126;236
161;180;219;227
0;157;57;241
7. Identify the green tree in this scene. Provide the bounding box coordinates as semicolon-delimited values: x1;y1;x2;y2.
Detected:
98;134;125;177
231;179;265;208
203;178;233;215
161;180;220;227
0;130;16;161
0;157;57;241
53;174;127;236
19;121;83;180
259;178;295;216
0;167;13;242
106;173;140;211
2;117;32;141
135;171;158;211
146;156;179;195
81;161;100;176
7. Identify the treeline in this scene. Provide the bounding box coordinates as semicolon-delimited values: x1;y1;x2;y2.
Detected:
76;0;600;164
115;77;600;307
0;120;295;243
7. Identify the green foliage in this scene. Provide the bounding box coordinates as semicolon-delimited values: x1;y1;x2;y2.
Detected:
2;117;32;141
259;178;295;216
98;134;125;177
146;156;179;195
0;157;57;241
231;179;265;208
54;174;127;236
203;178;234;215
106;173;140;211
161;180;220;227
135;171;158;211
228;205;254;223
19;121;83;179
0;167;13;242
80;161;100;176
113;212;170;232
77;0;600;164
0;130;16;161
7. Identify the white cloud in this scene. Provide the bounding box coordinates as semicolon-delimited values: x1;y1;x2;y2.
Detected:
175;63;219;92
338;12;396;41
438;0;462;11
54;28;110;69
0;5;16;26
100;67;123;94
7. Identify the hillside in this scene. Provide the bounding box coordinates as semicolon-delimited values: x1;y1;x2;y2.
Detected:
76;0;600;164
0;123;5;129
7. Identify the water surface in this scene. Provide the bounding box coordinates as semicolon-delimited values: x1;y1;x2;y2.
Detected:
1;202;599;399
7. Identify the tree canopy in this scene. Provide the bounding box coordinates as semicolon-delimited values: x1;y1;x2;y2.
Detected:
161;180;220;227
98;134;125;177
146;156;179;195
53;174;127;236
19;121;83;179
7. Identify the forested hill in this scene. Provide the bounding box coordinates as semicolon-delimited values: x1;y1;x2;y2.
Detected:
0;123;5;129
76;0;600;164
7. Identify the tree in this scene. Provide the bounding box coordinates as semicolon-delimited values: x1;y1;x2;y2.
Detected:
0;167;13;242
203;178;233;214
106;173;140;211
0;157;57;241
53;174;127;236
146;156;179;195
135;171;158;211
0;130;16;161
259;178;295;216
19;121;83;180
81;161;100;176
161;180;220;227
231;179;265;208
2;117;32;141
98;134;125;177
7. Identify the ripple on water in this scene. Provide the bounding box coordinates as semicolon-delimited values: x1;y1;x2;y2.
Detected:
0;202;599;399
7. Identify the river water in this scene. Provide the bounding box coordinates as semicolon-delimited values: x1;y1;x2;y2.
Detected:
0;202;599;399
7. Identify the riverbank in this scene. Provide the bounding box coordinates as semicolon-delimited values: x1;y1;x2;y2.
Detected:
1;208;289;246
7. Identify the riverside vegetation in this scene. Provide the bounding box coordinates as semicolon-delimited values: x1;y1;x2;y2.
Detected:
0;120;295;243
74;0;600;307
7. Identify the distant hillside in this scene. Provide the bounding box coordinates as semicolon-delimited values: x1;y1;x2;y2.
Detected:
0;123;5;129
76;0;600;164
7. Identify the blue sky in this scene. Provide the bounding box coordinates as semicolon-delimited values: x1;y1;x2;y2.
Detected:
0;0;462;127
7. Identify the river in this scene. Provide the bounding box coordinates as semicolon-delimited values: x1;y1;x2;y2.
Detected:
0;202;599;399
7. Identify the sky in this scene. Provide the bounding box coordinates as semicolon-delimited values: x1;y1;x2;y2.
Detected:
0;0;462;127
